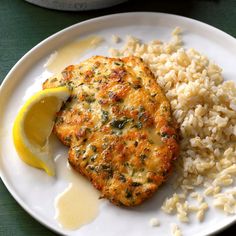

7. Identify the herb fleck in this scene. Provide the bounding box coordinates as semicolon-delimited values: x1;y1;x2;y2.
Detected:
138;106;145;120
151;93;157;97
133;84;142;89
148;139;154;144
64;136;72;145
114;61;123;66
74;148;85;158
161;132;170;138
90;145;97;152
100;164;113;178
125;189;132;198
101;110;109;124
110;118;129;129
119;174;126;183
51;78;58;82
140;154;148;162
55;116;64;124
67;81;74;91
134;121;143;129
87;165;95;171
90;155;98;162
172;134;177;140
84;93;96;103
108;91;123;103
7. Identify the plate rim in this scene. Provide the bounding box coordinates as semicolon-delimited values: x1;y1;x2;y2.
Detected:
0;11;236;236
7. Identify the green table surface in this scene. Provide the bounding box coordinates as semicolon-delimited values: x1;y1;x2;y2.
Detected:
0;0;236;235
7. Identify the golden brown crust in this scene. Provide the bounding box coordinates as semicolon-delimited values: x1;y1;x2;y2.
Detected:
43;56;179;206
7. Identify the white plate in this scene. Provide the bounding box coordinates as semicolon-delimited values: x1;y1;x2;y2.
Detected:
0;12;236;236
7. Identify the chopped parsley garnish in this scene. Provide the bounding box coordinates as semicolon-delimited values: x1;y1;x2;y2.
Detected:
110;118;129;129
100;164;113;178
172;134;177;140
85;97;95;103
90;145;97;152
135;121;143;129
55;116;64;124
114;61;123;66
101;110;109;124
125;189;132;198
64;136;72;145
131;182;142;187
84;93;96;103
67;81;74;91
74;148;85;158
161;132;170;138
133;84;142;89
151;93;157;97
51;78;58;82
90;155;98;162
140;154;148;162
138;106;145;120
119;174;126;183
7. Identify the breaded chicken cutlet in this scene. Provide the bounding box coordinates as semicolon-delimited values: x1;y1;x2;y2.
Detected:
43;56;179;207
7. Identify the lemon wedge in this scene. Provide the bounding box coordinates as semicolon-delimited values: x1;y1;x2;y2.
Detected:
13;86;70;176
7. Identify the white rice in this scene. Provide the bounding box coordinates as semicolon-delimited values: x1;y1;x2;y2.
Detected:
109;27;236;225
171;223;182;236
149;217;160;227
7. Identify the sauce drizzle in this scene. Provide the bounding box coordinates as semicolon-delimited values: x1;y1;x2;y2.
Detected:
45;35;103;74
55;162;100;230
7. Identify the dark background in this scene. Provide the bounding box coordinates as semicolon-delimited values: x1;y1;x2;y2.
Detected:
0;0;235;235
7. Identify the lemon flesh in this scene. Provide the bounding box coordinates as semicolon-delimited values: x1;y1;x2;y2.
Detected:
13;87;70;176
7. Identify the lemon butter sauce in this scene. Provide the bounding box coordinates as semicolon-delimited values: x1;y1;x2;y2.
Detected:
54;159;100;230
44;35;103;74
